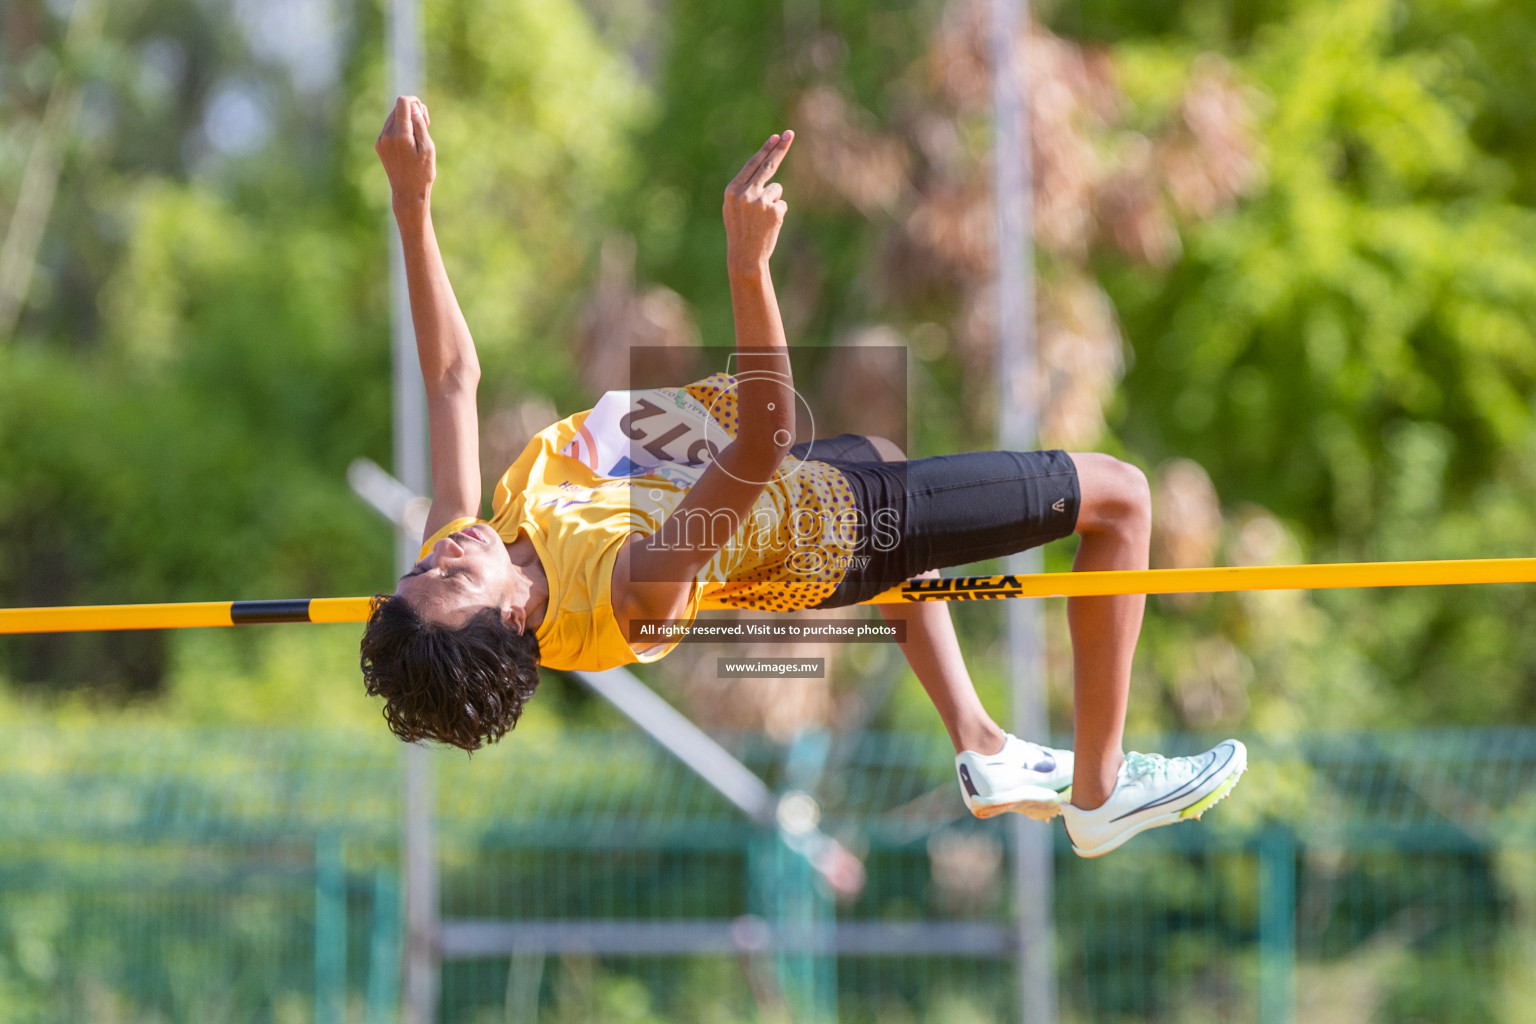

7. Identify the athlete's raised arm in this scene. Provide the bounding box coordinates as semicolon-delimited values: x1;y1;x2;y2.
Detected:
721;130;796;461
376;95;482;544
617;131;798;623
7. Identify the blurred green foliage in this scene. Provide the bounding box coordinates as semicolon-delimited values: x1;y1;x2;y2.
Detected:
1100;0;1536;732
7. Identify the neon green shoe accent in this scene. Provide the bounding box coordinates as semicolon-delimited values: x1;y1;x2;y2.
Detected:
1179;769;1243;820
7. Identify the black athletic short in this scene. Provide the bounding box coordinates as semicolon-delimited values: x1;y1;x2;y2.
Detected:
786;434;1081;609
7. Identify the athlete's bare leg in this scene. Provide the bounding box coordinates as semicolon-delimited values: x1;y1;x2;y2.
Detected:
861;437;1007;756
878;567;1008;755
859;440;1148;805
1063;452;1150;810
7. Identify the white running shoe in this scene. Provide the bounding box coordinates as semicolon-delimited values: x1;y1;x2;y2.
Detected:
1061;739;1246;858
956;734;1075;821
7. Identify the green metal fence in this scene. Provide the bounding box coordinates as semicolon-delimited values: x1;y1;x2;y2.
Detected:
2;725;1533;1022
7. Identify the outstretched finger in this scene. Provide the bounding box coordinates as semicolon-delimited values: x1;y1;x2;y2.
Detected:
729;134;783;190
748;130;794;189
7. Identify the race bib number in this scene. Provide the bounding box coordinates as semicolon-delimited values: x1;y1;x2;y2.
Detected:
561;386;730;488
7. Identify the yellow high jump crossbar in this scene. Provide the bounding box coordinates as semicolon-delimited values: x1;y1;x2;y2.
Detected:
2;556;1536;634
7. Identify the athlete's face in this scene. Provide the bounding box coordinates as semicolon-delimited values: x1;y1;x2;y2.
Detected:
396;523;531;631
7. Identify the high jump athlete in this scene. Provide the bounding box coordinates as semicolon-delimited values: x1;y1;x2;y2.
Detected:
361;96;1245;858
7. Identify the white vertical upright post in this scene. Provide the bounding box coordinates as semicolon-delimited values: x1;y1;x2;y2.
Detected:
990;2;1058;1023
386;0;438;1021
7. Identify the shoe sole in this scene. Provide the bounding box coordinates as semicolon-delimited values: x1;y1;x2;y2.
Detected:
965;784;1072;822
1069;745;1247;858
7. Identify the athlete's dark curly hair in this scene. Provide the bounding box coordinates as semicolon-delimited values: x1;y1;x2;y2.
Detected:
360;593;541;751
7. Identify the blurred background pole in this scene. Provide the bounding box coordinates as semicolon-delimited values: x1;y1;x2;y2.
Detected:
990;1;1058;1023
387;0;438;1020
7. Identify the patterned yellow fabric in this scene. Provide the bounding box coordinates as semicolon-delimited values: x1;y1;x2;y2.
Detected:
418;373;861;671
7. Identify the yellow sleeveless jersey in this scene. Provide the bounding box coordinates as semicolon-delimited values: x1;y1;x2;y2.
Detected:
420;374;860;671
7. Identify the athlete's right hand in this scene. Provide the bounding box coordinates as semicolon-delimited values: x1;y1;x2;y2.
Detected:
376;95;436;206
723;131;794;277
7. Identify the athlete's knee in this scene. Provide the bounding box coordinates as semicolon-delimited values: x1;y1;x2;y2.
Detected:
863;435;906;462
1070;453;1150;538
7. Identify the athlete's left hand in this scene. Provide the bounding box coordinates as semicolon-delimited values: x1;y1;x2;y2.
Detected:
376;95;436;207
722;130;794;277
